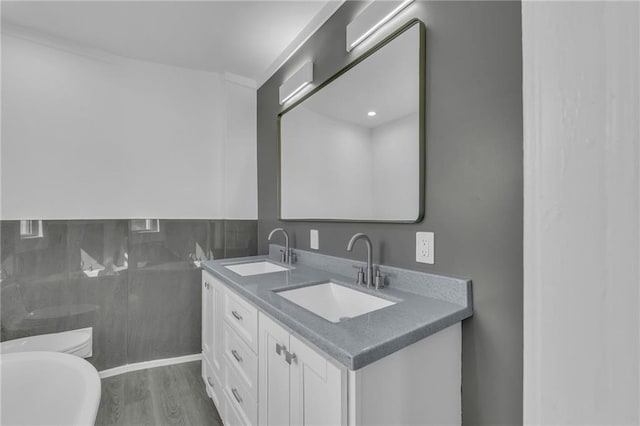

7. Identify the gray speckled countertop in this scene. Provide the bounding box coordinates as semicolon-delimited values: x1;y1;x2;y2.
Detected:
201;246;472;370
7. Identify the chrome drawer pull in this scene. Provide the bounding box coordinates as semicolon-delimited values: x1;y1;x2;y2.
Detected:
231;349;242;363
232;387;243;404
231;310;243;321
207;377;214;387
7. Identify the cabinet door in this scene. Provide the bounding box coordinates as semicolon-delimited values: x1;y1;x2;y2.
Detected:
210;277;225;377
202;273;214;360
258;313;291;426
290;335;346;426
203;272;226;422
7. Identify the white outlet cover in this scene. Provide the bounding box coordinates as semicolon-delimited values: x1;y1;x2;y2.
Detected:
310;229;319;250
416;232;434;264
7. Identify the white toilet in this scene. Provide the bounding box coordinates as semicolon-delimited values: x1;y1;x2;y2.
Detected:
0;328;93;358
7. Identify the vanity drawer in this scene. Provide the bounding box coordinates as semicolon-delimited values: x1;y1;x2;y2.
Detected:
223;322;258;401
224;358;258;426
224;390;251;426
224;289;258;353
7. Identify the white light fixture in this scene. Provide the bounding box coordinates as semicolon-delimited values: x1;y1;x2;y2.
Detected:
346;0;415;52
367;111;377;117
279;61;314;105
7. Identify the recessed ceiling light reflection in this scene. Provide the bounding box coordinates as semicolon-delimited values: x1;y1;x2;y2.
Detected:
367;111;377;117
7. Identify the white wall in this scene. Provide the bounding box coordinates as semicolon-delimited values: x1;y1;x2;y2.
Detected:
223;76;258;219
1;31;257;219
523;2;640;425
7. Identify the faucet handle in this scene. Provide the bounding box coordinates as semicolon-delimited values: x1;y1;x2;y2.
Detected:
374;270;385;289
352;266;365;286
288;249;297;265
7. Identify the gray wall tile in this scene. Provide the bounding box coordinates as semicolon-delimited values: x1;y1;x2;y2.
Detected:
224;220;258;258
0;219;257;370
209;220;226;260
66;220;129;370
127;267;201;363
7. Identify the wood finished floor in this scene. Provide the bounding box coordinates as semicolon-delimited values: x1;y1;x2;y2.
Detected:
96;361;223;426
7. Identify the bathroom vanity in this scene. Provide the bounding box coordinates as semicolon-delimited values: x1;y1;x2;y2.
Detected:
201;246;472;426
202;18;465;425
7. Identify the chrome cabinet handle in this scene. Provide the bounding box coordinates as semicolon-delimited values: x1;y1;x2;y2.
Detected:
231;310;242;321
285;350;297;365
231;349;242;363
275;343;283;355
232;388;242;404
207;377;214;387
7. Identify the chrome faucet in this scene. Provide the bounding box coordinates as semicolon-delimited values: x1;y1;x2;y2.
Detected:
346;233;374;287
268;228;293;265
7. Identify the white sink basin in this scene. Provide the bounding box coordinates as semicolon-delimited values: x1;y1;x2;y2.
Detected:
277;281;396;323
0;351;101;425
225;260;290;276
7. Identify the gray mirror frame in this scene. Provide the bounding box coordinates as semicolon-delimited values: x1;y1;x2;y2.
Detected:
277;19;426;224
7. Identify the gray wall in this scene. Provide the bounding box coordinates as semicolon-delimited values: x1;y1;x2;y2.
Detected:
257;2;523;425
1;219;257;370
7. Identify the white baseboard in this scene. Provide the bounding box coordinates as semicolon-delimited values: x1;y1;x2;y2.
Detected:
99;353;202;379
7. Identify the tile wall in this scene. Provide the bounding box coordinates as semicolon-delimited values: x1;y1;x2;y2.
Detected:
0;219;257;370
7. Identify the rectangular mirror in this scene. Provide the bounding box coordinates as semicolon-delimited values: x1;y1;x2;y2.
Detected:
278;20;425;222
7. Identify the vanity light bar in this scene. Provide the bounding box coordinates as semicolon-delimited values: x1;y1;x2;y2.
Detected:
279;61;314;105
346;0;415;52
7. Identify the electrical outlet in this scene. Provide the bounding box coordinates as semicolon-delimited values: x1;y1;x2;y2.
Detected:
416;232;434;264
310;229;319;250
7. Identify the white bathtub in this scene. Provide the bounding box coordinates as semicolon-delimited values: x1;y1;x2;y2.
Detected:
0;351;101;425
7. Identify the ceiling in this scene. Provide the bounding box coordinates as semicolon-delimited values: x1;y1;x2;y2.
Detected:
1;1;339;85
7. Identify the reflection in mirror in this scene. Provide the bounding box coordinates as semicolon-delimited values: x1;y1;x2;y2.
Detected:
77;222;128;277
279;21;424;222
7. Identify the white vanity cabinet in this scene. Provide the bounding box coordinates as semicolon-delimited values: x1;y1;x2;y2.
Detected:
222;287;259;425
203;270;261;426
201;272;225;420
203;269;463;426
203;270;346;426
258;313;346;426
